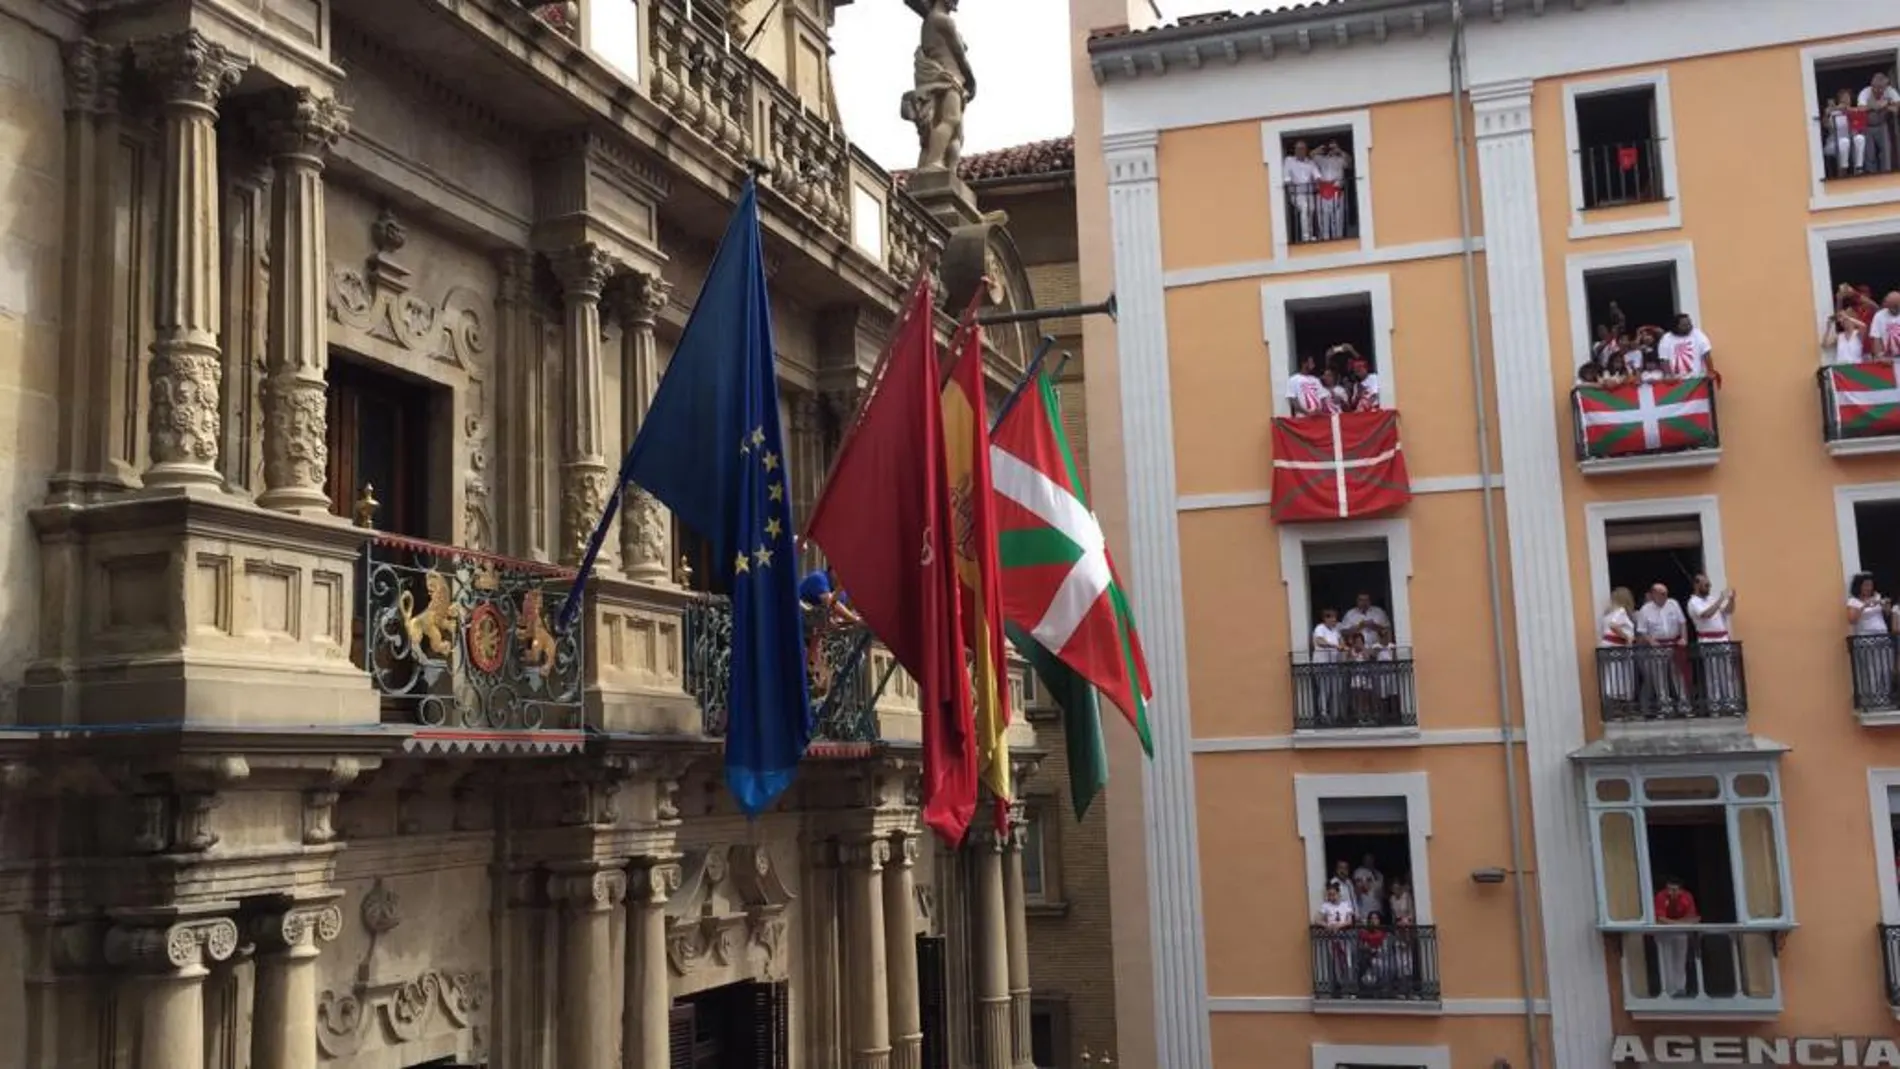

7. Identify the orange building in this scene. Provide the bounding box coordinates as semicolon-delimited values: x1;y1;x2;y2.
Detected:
1068;1;1900;1067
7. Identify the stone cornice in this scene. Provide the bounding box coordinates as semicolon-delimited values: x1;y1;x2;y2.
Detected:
1088;0;1456;84
27;488;373;558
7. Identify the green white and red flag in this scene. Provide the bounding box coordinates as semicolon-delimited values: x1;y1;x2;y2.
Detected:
1270;410;1410;523
1575;377;1716;458
1828;362;1900;439
990;372;1155;759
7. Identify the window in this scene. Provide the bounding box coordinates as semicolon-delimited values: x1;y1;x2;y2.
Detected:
1317;795;1413;922
851;184;885;261
1021;806;1048;902
325;354;440;540
1585;763;1791;1013
1259;110;1374;259
1275;127;1360;247
1564;242;1701;371
1262;274;1397;417
1603;515;1705;613
1835;487;1900;716
1815;225;1900;371
1313;1047;1449;1069
1573;85;1663;210
1812;49;1899;181
1295;773;1434;923
1282;521;1416;732
670;980;787;1069
1029;997;1068;1069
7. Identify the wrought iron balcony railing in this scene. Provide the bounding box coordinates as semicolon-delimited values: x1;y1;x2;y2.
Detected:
1282;178;1360;246
1571;376;1720;465
1848;634;1900;714
359;535;585;730
1615;926;1782;1015
1818;362;1900;446
1579;137;1667;209
1881;925;1900;1006
1289;650;1417;732
1309;924;1439;1003
683;596;881;743
1595;642;1747;723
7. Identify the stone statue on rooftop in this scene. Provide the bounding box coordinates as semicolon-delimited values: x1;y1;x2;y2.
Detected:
900;0;975;173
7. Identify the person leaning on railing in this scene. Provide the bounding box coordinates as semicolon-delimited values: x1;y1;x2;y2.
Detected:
796;545;861;697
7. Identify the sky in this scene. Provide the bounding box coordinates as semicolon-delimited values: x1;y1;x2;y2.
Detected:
832;1;1251;172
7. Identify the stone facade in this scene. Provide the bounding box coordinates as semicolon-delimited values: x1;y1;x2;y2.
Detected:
0;0;1050;1067
967;141;1119;1069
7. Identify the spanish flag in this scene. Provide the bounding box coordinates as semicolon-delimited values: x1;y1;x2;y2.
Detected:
941;321;1012;823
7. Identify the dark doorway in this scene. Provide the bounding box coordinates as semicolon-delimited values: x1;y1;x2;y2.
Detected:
671;981;787;1069
326;354;439;539
1604;516;1705;607
1574;86;1663;208
1304;539;1394;637
918;935;950;1069
1583;263;1679;340
1318;795;1413;891
1829;238;1900;309
1287;296;1377;375
1855;501;1900;596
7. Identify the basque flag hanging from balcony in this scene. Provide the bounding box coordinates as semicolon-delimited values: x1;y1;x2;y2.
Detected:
1576;377;1715;458
1828;362;1900;439
1270;410;1410;523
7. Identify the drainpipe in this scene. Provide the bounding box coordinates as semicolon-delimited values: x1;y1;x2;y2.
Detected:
1449;4;1546;1068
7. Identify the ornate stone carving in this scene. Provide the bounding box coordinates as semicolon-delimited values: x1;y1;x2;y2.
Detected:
840;836;892;872
62;38;123;117
548;867;628;911
625;272;671;325
328;264;486;369
902;0;974;173
132;30;245;110
549;244;617;302
177;792;219;852
621;487;668;573
104;918;241;974
303;789;341;845
560;464;612;564
317;968;488;1058
259;87;350;159
253;904;344;954
464;413;494;552
361;878;403;935
629;859;683;906
261;377;329;501
147;348;225;471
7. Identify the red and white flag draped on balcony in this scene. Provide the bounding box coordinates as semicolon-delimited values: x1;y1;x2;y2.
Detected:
1827;362;1900;440
1270;410;1410;523
1575;377;1715;459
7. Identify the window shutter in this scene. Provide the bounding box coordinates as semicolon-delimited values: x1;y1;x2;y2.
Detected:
917;935;950;1069
668;1004;696;1069
745;981;789;1069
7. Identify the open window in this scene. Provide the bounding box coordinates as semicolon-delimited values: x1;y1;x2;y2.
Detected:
1276;126;1360;247
1573;84;1664;209
1597;514;1745;721
1285;524;1414;732
325;353;441;541
1287;294;1378;382
1308;792;1436;1002
1812;48;1900;180
1844;498;1900;715
1582;261;1680;347
1586;764;1791;1013
1604;515;1704;610
1319;795;1413;913
1020;799;1059;907
1824;231;1900;352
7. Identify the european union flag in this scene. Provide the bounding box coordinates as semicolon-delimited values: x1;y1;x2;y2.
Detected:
560;178;810;814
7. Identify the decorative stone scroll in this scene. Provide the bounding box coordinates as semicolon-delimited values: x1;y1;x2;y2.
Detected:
253;904;343;955
664;843;796;980
316;968;490;1058
104;917;241;974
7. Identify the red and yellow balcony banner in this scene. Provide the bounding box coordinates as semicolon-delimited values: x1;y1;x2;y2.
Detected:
1576;376;1715;458
1827;362;1900;440
1270;410;1410;523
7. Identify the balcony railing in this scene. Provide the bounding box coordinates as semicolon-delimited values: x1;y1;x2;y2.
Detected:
1616;926;1781;1015
1881;925;1900;1006
1572;376;1720;465
1289;650;1417;732
1595;642;1747;723
1848;634;1900;714
359;535;585;729
1580;138;1667;209
1310;924;1439;1004
683;596;881;742
1818;110;1900;181
1283;179;1359;246
1818;362;1900;446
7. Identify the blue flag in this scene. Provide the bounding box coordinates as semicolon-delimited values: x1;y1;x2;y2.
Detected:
560;178;810;814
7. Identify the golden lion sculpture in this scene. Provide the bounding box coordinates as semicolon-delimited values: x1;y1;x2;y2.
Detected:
517;588;559;674
397;572;461;661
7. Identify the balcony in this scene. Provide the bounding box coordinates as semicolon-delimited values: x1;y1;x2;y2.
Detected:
1595;643;1748;724
1309;924;1440;1006
1289;651;1418;736
683;596;885;743
1881;925;1900;1008
1573;376;1721;474
359;535;585;730
1580;138;1667;210
1283;180;1360;247
1847;635;1900;721
1818;363;1900;456
1615;927;1781;1016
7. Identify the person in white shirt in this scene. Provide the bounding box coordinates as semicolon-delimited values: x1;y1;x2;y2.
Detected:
1657;313;1718;382
1342;350;1382;411
1352;853;1386;912
1849;572;1895;707
1311;608;1345;724
1858;72;1900;173
1600;586;1639;710
1312;140;1353;241
1685;573;1739;711
1826;87;1870;176
1315;883;1357;992
1284;139;1323;244
1287;354;1330;416
1636;583;1689;712
1871;292;1900;359
1341;591;1392;643
1826;304;1869;364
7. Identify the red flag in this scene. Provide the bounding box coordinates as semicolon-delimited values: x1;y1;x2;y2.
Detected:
1269;411;1411;522
806;275;978;845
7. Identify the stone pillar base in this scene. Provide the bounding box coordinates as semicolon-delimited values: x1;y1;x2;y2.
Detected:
890;1033;922;1069
852;1048;893;1069
978;998;1012;1069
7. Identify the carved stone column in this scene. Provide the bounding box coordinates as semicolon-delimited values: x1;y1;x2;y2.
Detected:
624;857;681;1069
132;31;247;489
615;272;673;582
254;85;347;512
551;244;619;567
250;903;342;1069
495;251;548;561
255;88;347;511
843;836;892;1069
1002;812;1034;1069
974;824;1012;1069
104;916;240;1069
883;833;923;1069
551;865;626;1069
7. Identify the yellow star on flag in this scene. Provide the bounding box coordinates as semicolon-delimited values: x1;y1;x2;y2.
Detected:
750;427;766;447
734;552;750;574
768;483;784;502
754;545;774;568
764;516;783;539
762;451;780;472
